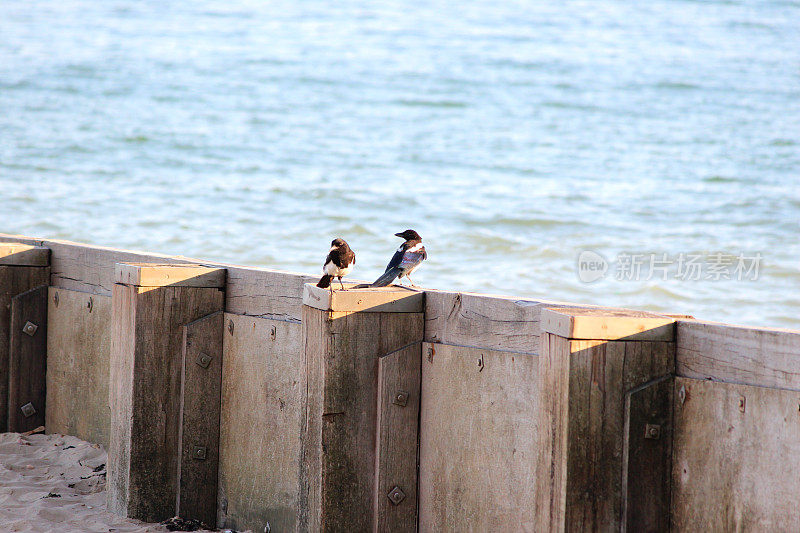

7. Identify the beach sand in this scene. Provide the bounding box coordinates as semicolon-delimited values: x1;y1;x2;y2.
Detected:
0;431;214;533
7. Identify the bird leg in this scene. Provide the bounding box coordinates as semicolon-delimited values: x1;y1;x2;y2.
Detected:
406;274;418;288
339;277;346;291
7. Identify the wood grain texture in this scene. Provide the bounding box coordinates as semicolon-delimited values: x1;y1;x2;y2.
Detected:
303;283;423;313
302;307;423;532
45;288;112;448
622;376;673;532
218;313;305;533
0;232;313;321
375;344;421;533
7;285;48;432
424;290;594;354
536;335;675;532
0;243;50;266
419;343;537;532
672;377;800;531
116;263;226;288
676;319;800;390
0;265;49;432
108;283;224;522
541;307;675;341
177;311;224;527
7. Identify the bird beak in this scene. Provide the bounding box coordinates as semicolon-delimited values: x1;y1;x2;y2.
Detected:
394;232;403;237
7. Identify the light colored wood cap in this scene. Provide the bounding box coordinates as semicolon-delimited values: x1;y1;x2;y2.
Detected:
115;263;226;288
541;307;675;341
303;282;424;313
0;243;50;266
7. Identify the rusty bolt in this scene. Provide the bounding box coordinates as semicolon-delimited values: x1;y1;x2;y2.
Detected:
21;403;36;418
387;486;406;505
393;391;409;407
196;353;212;369
644;424;661;440
22;321;38;336
193;445;207;461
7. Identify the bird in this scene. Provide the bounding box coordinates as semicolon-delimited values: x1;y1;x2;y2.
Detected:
372;229;427;287
316;238;356;293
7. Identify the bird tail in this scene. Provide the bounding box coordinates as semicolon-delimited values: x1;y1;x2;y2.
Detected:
317;274;333;288
372;268;401;287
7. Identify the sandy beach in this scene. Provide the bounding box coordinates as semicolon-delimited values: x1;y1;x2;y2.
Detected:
0;431;208;533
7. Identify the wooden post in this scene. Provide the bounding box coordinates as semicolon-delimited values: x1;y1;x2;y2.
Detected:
0;243;50;433
300;283;424;533
535;308;676;532
108;263;225;523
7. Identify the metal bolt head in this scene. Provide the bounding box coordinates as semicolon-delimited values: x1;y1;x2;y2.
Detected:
193;445;207;460
387;486;406;505
196;353;213;369
21;403;36;418
393;391;409;407
644;423;661;440
22;321;38;336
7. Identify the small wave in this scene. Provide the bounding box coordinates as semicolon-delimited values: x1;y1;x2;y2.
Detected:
393;99;468;109
770;139;796;147
703;175;741;183
655;81;700;90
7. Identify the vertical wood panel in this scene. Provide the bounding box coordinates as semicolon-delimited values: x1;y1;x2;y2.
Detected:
375;343;421;533
0;265;49;432
177;311;224;527
7;285;48;432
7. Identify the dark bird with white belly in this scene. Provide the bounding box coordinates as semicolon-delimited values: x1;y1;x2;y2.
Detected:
372;229;427;287
317;238;356;293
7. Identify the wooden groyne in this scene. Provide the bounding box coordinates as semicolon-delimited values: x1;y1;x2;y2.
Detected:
1;233;799;531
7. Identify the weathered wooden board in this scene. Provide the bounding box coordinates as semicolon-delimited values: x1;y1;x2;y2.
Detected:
622;376;673;532
424;290;595;353
676;320;800;390
45;288;112;448
108;283;224;522
672;377;800;531
542;307;675;341
303;282;423;313
177;311;224;527
536;335;675;532
419;342;537;532
302;307;423;532
217;313;305;533
0;233;313;322
117;263;226;288
7;285;48;432
375;344;421;532
0;243;50;266
0;265;49;432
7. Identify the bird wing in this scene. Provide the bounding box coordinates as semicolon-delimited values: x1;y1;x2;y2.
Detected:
383;249;404;273
399;249;425;270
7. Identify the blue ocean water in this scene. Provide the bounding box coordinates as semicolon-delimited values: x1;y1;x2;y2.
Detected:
1;0;798;327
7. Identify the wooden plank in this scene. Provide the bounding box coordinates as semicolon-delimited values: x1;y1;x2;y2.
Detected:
676;320;800;390
0;243;50;266
622;376;673;532
541;307;675;341
672;377;800;531
7;285;48;432
0;265;49;432
424;290;595;354
302;306;423;532
108;282;224;522
375;343;421;533
536;336;675;531
177;311;224;527
303;283;423;313
45;288;112;448
218;313;305;533
0;232;313;321
116;263;226;288
419;343;537;532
